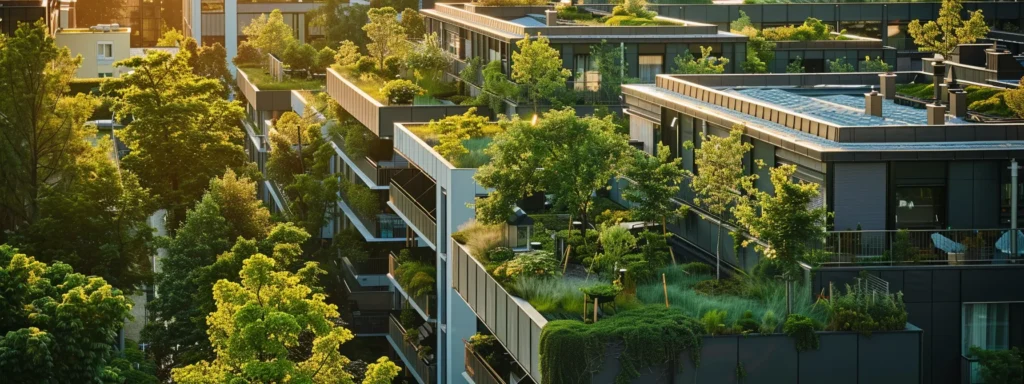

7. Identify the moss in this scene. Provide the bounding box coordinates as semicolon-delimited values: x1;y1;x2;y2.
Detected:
602;15;678;26
539;306;704;384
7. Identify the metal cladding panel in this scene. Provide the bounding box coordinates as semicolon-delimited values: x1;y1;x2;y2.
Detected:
496;291;507;342
518;311;531;376
833;162;887;231
486;275;497;327
799;333;857;384
679;336;738;384
738;335;798;384
531;322;542;379
858;331;921;384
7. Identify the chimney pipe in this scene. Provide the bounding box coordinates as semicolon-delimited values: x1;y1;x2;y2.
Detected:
879;73;896;100
927;103;946;125
949;89;968;118
932;62;946;102
545;10;557;26
865;90;882;117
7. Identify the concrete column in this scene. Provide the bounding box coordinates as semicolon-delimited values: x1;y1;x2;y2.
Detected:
298;13;306;42
950;89;968;118
939;83;949;104
879;73;897;100
865;90;882;117
445;170;482;384
225;0;238;75
545;10;557;26
927;104;946;125
190;0;202;42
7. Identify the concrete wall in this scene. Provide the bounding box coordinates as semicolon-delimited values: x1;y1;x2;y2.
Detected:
55;30;131;78
811;265;1024;384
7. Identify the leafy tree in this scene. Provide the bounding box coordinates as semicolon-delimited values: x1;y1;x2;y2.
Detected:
786;57;806;73
512;33;571;111
335;40;364;67
622;143;687;227
672;46;729;74
591;40;626;103
828;57;855;73
475;108;629;239
364;7;407;72
909;0;989;59
860;56;892;72
734;164;826;279
267;111;341;240
242;9;298;57
401;9;426;39
969;346;1024;384
103;50;248;230
743;36;774;74
0;21;97;237
478;60;519;113
0;245;133;383
143;171;273;378
314;46;338;74
730;10;754;33
362;357;402;384
14;140;156;291
170;253;357;383
234;41;264;66
182;38;233;96
429;107;489;163
285;42;319;75
406;32;452;86
158;28;186;46
311;1;370;48
683;124;754;280
110;340;160;384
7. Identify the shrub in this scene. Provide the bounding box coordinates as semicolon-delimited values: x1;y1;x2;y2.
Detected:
594;225;636;272
380;79;424;105
556;229;600;264
735;310;759;333
469;333;511;375
580;283;623;299
860;56;891;72
701;309;730;335
354;56;376;75
638;230;672;268
488;247;514;263
492;250;559;283
555;5;594;21
453;220;505;259
334;40;362;68
681;262;713;275
759;310;779;334
313;46;336;74
783;314;820;352
283;42;318;74
762;17;832;41
381;56;403;79
400;307;423;330
394;260;436;298
828;57;855;73
693;277;745;297
970;346;1024;384
786;57;806;73
818;282;907;336
234;41;262;66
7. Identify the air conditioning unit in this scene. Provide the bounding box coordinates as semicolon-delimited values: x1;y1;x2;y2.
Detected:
89;24;118;32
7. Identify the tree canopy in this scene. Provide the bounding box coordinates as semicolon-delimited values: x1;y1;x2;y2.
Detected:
364;7;407;71
242;9;298;57
103;49;249;230
622;143;687;226
512;33;571;111
909;0;989;58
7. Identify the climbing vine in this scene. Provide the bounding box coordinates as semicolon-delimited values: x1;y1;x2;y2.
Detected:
539;306;705;384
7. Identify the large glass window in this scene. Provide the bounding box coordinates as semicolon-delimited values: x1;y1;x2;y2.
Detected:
894;186;945;229
446;30;460;57
963;303;1010;354
639;55;663;83
574;54;599;91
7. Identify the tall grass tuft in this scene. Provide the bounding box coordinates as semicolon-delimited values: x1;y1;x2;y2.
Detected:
510;276;640;320
453;219;505;261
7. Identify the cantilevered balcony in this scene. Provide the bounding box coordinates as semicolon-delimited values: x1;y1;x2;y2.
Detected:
337;182;407;241
330;132;409;189
387;314;436;384
389;169;437;248
388;249;436;320
465;341;508;384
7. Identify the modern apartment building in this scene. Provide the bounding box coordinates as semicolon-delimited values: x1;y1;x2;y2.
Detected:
183;0;324;71
55;25;132;78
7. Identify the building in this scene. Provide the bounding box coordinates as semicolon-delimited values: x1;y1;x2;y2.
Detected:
0;0;61;36
55;25;132;78
183;0;324;71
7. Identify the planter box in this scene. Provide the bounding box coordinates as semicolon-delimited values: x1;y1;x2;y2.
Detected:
587;327;922;384
325;68;486;137
236;68;293;112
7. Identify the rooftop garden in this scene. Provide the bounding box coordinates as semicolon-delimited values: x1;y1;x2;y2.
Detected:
896;82;1024;119
407;108;501;168
555;1;682;27
233;9;331;90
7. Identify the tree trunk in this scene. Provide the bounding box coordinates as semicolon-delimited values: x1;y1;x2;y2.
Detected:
715;220;723;280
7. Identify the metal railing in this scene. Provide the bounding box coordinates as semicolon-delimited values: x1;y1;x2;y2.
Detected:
388;314;436;384
388;253;433;318
332;133;409;187
389;180;437;247
465;341;507;384
349;256;389;275
812;229;1024;266
961;354;981;384
337;185;406;239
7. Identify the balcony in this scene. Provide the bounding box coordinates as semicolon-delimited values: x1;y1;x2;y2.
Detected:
387;314;436;384
337;183;407;241
451;241;545;382
811;228;1024;266
235;66;297;112
464;341;507;384
388;251;435;320
388;170;437;248
330;132;408;189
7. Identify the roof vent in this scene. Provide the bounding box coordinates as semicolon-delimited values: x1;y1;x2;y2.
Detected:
865;89;882;117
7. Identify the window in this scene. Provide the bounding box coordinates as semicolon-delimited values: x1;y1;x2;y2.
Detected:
97;42;113;59
574;54;599;91
894;186;945;229
446;30;460;57
98;73;114;78
963;303;1011;382
639;55;664;83
516;225;529;248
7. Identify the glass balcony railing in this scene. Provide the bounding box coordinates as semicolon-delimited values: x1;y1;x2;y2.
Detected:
389;180;437;247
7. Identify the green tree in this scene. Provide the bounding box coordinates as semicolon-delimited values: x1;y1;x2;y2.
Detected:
362;357;402;384
743;36;774;74
786;57;806;73
364;7;407;72
0;245;133;383
475;108;629;238
314;46;338;74
242;9;299;57
969;346;1024;384
512;33;571;111
622;143;688;227
170;253;357;384
158;28;186;46
406;32;452;86
430;107;489;163
672;46;729;74
110;340;160;384
828;57;855;73
103;50;248;230
0;21;97;237
285;43;320;75
143;170;273;378
478;60;519;113
909;0;989;59
401;9;426;39
591;40;626;103
14;140;156;291
311;2;370;48
335;40;364;67
182;38;233;96
734;164;826;279
683;124;755;280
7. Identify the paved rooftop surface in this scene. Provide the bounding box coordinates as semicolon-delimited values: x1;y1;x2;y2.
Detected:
730;88;968;126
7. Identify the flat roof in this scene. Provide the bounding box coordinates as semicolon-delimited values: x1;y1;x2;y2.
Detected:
728;88;969;126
